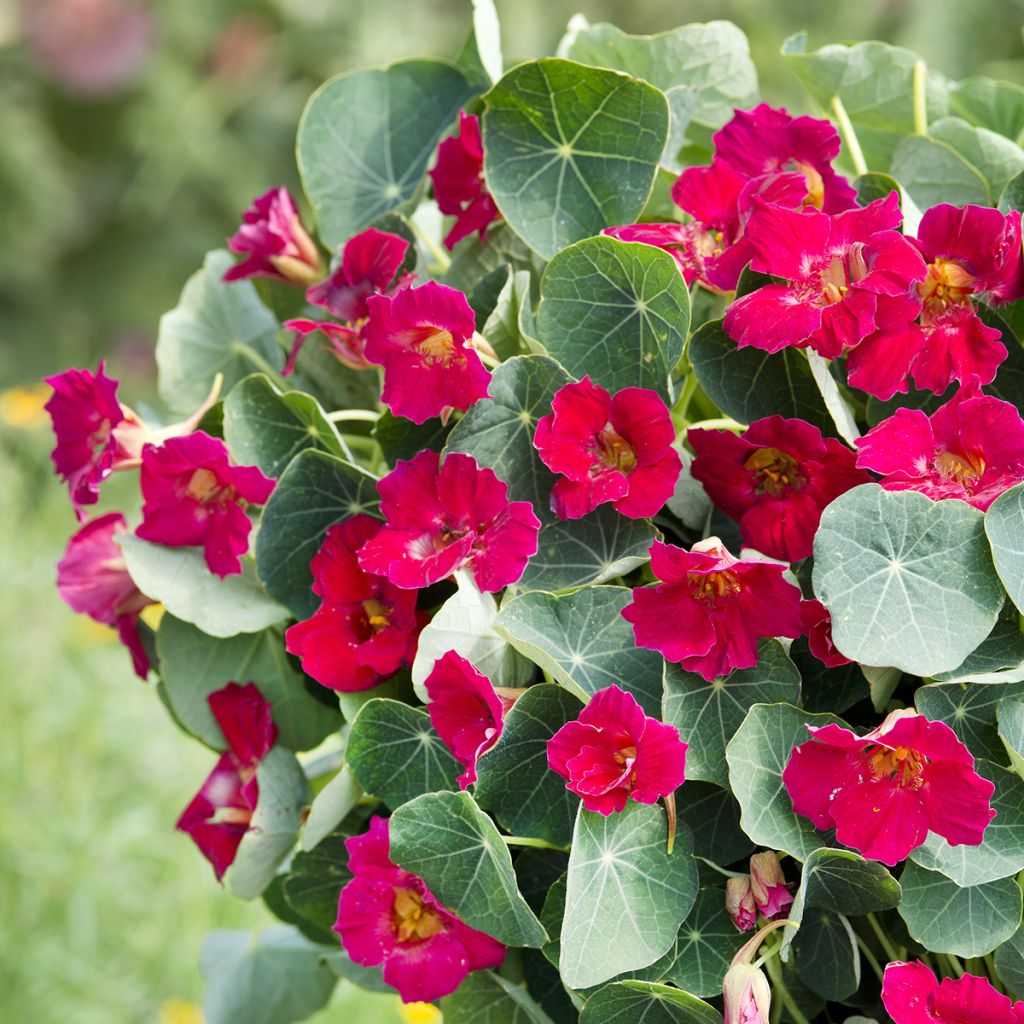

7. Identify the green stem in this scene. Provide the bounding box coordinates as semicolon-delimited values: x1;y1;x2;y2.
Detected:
671;371;699;430
764;947;812;1024
943;953;965;977
683;417;745;435
855;934;885;984
326;409;381;422
339;434;381;457
696;856;748;879
502;835;569;852
913;60;929;136
233;341;286;381
409;215;451;274
831;96;869;177
866;912;901;965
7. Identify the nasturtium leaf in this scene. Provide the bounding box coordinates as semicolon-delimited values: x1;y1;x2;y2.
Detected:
536;237;689;402
853;172;923;234
917;680;1024;763
931;116;1024;202
675;782;754;865
561;802;698;989
932;611;1024;683
200;926;338;1024
563;19;758;160
1003;170;1024;214
910;759;1024;886
951;77;1024;143
156;249;284;416
157;615;341;753
222;374;350;479
687;319;831;432
890;135;991;208
410;573;535;700
986;483;1024;616
898;860;1022;958
995;921;1024;999
495;586;664;716
301;767;362;851
663;639;801;788
444;355;573;523
781;35;949;170
345;699;461;810
445;221;538;294
474;684;582;847
372;409;451;466
663;886;746;998
119;536;289;639
781;848;901;958
228;746;310;900
521;949;579;1024
792;909;860;1001
441;969;557;1024
806;350;859;445
482;58;668;260
457;0;504;88
255;449;380;619
998;699;1024;778
578;981;721;1024
813;485;1005;677
389;790;548;947
481;268;539;360
281;828;352;944
540;873;568;969
726;703;844;861
790;639;868;716
297;59;478;248
519;506;657;593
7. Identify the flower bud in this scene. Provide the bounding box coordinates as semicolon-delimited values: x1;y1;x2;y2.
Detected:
723;962;771;1024
749;851;793;921
726;875;757;931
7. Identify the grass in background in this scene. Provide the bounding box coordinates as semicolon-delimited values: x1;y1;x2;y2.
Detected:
0;407;403;1023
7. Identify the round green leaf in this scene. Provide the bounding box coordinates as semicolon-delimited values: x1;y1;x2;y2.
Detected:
675;782;754;866
561;802;698;989
482;58;668;260
726;703;844;861
663;886;746;998
917;680;1024;763
281;828;353;944
441;970;557;1024
933;612;1024;683
929;116;1024;204
298;59;478;248
986;483;1024;615
999;697;1024;777
301;767;362;851
792;909;860;1001
536;236;689;401
579;981;720;1024
663;639;801;788
898;860;1022;958
389;790;548;948
891;135;991;208
994;921;1024;999
814;484;1004;677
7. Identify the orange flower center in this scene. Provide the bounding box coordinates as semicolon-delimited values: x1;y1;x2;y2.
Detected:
362;598;392;631
817;244;868;305
919;258;975;319
186;468;236;506
795;162;826;210
614;744;638;767
392;887;446;944
689;569;742;603
933;448;986;488
597;425;638;473
866;744;926;789
412;327;458;366
744;447;806;497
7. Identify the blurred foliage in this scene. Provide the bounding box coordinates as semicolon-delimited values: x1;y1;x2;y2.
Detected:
0;0;1021;389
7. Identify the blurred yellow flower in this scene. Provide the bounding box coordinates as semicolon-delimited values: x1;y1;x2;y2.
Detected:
0;384;51;430
159;999;204;1024
399;1002;442;1024
70;616;118;649
140;604;165;630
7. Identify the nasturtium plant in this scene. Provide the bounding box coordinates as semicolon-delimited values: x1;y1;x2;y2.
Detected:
43;4;1024;1023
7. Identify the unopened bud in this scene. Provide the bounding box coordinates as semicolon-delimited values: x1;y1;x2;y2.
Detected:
749;851;793;921
726;875;757;931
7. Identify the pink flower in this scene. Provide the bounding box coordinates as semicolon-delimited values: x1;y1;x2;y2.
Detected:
622;539;804;682
176;682;278;881
848;204;1024;399
334;816;505;1003
783;710;996;865
56;512;154;678
425;651;514;788
800;599;851;668
224;186;322;286
882;961;1024;1024
135;431;275;578
285;516;424;692
855;385;1024;511
748;851;792;922
533;378;681;520
723;963;772;1024
726;875;757;932
364;282;491;424
689;416;869;563
429;111;501;251
357;450;540;592
282;227;414;374
547;685;687;815
723;194;927;359
712;103;859;214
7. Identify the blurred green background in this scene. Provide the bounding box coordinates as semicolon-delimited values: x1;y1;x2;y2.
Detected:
0;0;1020;1021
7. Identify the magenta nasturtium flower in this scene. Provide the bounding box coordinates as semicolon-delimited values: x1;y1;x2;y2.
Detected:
725;875;757;932
855;385;1024;511
783;710;996;865
429;111;501;251
425;650;514;788
748;851;793;922
848;203;1024;399
223;186;322;286
285;516;424;692
882;961;1024;1024
135;431;275;578
282;227;414;374
533;377;682;520
357;450;540;592
723;193;927;359
176;682;278;881
364;281;491;424
689;416;869;563
711;102;859;214
334;815;505;1003
547;685;687;815
800;599;851;668
56;512;155;679
622;539;804;682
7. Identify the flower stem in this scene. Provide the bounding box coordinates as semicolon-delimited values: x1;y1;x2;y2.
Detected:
671;371;699;429
664;791;677;855
326;409;381;422
855;933;885;983
409;215;451;274
502;835;569;851
764;944;813;1024
683;417;745;435
942;953;965;977
233;341;288;380
866;912;901;965
913;60;929;136
831;96;869;177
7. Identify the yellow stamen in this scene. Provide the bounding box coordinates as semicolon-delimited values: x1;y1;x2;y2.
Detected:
743;447;807;497
392;888;446;943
